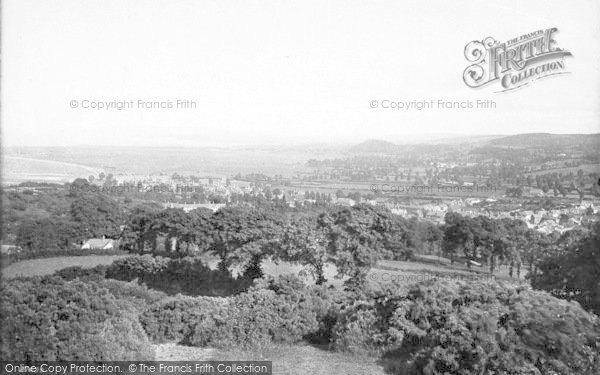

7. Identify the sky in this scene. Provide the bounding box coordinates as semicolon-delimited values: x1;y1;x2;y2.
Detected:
2;0;600;147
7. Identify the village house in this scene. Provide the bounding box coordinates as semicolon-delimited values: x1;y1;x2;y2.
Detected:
81;237;119;250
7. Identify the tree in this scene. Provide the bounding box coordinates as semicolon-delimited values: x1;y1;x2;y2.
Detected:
280;216;330;285
70;193;122;238
442;212;475;265
321;205;391;287
16;218;59;252
121;206;161;252
68;178;91;197
209;206;284;277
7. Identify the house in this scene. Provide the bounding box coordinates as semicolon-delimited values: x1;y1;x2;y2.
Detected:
335;198;356;207
81;238;118;250
164;202;226;213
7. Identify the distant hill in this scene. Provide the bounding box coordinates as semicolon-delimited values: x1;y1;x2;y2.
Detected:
491;133;600;148
348;139;401;154
350;133;600;154
348;135;504;154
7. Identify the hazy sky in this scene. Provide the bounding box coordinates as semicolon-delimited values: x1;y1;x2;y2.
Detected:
2;0;599;146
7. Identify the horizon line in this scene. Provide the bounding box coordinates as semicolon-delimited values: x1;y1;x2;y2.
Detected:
3;132;600;149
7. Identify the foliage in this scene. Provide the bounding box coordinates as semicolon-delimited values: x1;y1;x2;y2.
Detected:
442;212;531;275
280;216;331;284
0;276;154;361
140;275;344;348
318;205;394;287
104;255;250;296
331;278;600;374
69;191;123;238
53;264;109;281
530;222;600;314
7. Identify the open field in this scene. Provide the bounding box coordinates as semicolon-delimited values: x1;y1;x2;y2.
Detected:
2;156;103;185
1;255;129;278
5;146;342;178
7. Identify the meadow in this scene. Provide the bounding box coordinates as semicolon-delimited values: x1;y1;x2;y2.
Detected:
2;253;519;285
2;156;103;185
1;254;129;278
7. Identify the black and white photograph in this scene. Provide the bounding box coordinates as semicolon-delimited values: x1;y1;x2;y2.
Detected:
1;1;599;374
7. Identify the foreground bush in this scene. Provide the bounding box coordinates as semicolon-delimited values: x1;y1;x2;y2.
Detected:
53;266;167;311
0;276;154;361
140;275;345;348
332;279;600;375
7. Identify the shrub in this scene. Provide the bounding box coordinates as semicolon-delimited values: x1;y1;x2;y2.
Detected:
52;266;167;314
0;276;154;361
331;279;600;375
252;274;351;344
140;275;346;348
140;296;228;344
54;265;108;281
189;288;319;347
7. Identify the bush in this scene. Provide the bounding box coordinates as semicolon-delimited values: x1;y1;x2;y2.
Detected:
140;296;228;344
0;276;154;361
252;275;350;344
189;288;319;347
52;265;167;314
140;275;346;348
54;265;108;281
331;279;600;375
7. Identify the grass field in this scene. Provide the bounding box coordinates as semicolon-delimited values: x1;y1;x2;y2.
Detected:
2;156;103;185
1;255;129;278
2;253;523;286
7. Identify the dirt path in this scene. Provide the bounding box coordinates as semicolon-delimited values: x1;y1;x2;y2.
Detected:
155;343;218;361
154;343;389;375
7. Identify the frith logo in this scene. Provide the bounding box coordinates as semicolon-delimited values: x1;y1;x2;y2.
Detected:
463;28;572;92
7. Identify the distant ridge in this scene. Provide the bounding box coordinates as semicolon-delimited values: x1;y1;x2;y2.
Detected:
350;133;600;154
490;133;600;148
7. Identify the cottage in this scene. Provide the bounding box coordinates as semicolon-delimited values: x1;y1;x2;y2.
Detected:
81;238;118;250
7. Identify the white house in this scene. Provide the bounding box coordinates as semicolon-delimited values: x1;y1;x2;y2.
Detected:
81;238;118;250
